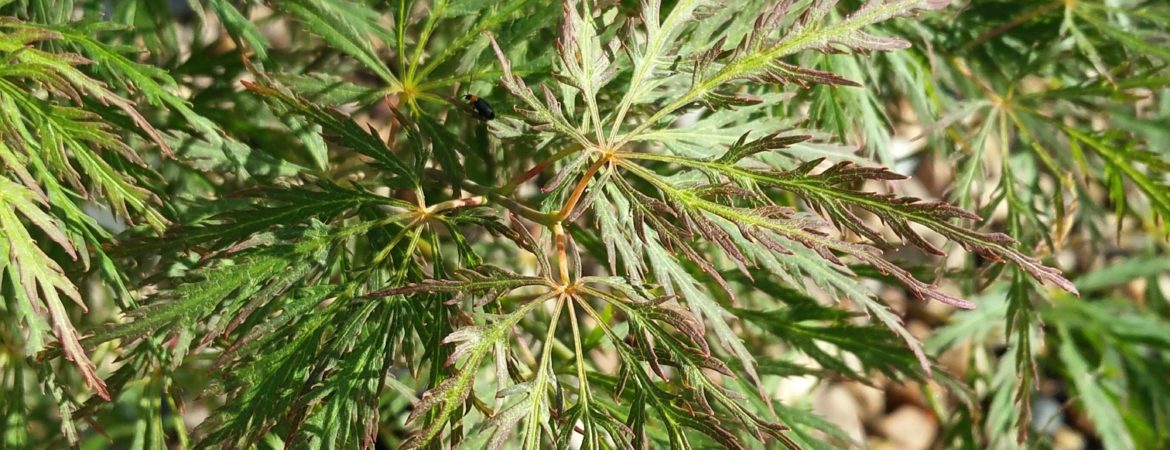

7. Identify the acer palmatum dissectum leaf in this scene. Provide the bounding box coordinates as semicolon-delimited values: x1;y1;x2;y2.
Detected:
619;0;952;141
1;179;109;400
488;33;592;146
624;152;1078;294
367;265;554;307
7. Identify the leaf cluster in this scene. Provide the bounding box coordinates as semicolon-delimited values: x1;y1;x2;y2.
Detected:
1;0;1167;449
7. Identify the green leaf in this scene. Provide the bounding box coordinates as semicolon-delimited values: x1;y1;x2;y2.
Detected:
206;0;270;60
415;113;468;195
174;132;310;180
616;0;952;142
243;80;415;183
402;292;558;449
606;0;714;142
276;0;399;85
43;21;222;145
91;235;324;350
1062;125;1170;235
1074;255;1170;292
1057;326;1134;450
275;72;386;106
489;35;593;147
120;183;392;252
734;299;926;381
621;151;1077;293
0;176;108;400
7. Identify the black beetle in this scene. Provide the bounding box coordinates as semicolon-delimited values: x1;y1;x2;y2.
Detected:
463;94;495;120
